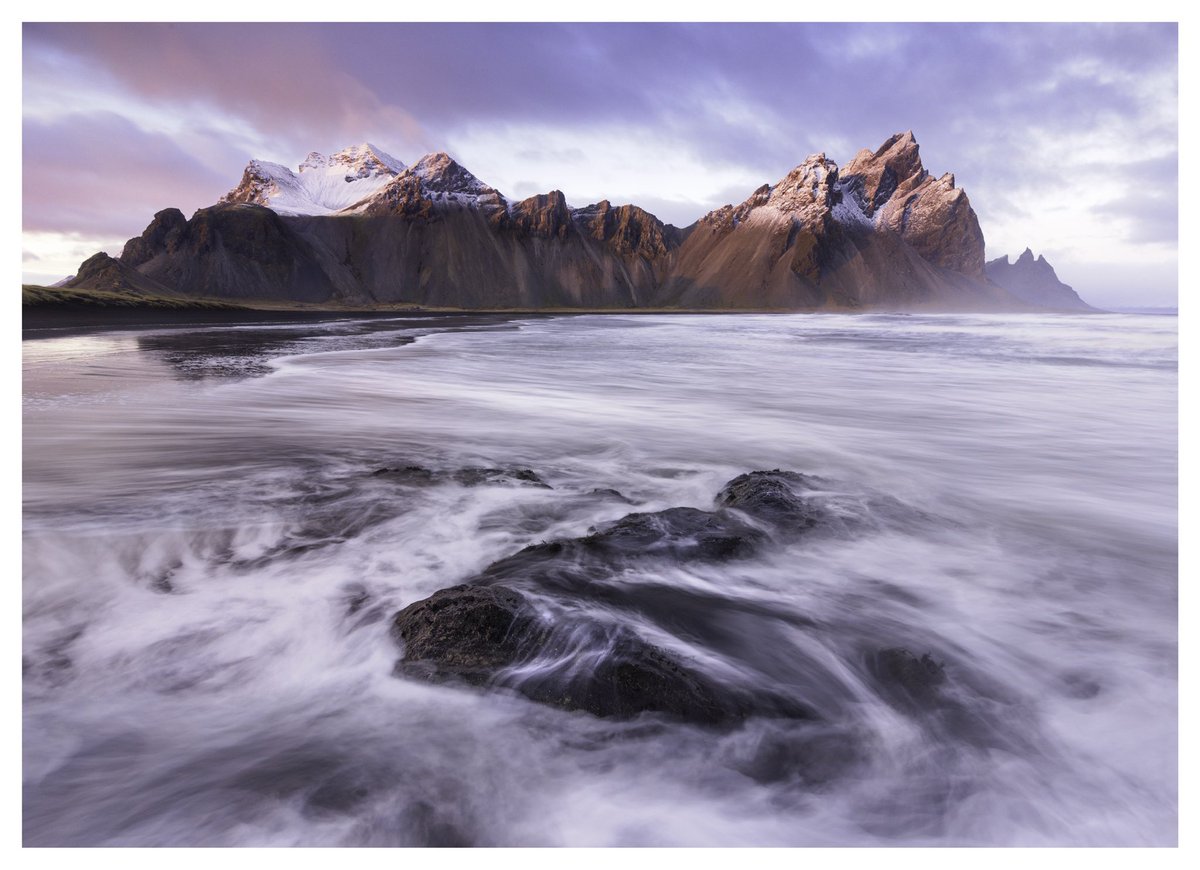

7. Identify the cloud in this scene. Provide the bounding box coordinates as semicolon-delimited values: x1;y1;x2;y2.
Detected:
23;111;233;238
1094;189;1179;245
23;23;427;157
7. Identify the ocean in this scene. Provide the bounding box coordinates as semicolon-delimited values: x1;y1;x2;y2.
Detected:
22;311;1178;846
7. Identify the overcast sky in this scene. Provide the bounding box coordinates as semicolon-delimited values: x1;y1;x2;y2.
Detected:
22;22;1178;307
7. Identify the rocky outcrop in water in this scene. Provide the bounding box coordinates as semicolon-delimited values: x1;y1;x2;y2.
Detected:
388;470;877;725
373;465;552;489
392;584;742;723
65;133;1084;311
867;648;947;708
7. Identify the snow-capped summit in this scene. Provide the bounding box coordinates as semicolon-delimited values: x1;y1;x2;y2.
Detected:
350;151;510;218
221;143;407;216
302;143;407;179
409;151;492;195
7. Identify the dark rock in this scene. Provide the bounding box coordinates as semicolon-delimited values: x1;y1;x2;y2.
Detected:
867;647;947;707
372;465;438;485
120;208;188;267
715;469;826;530
582;507;765;561
372;465;550;489
451;467;551;489
391;583;783;725
513;619;741;723
388;469;889;725
588;487;638;504
475;468;858;601
392;585;541;684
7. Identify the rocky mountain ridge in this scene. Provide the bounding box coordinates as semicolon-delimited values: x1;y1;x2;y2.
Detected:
66;132;1087;311
984;247;1095;311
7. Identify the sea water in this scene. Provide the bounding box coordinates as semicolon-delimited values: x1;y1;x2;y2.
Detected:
22;312;1177;846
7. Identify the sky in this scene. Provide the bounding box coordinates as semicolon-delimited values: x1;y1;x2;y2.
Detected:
21;21;1179;308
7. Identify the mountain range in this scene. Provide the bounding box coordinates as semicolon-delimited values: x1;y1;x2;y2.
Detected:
64;132;1094;312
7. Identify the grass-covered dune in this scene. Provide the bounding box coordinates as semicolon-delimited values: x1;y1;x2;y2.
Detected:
22;284;248;310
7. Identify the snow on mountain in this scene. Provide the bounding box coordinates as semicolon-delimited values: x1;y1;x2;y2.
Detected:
220;144;518;218
404;151;509;211
831;183;873;228
221;143;406;216
345;151;511;218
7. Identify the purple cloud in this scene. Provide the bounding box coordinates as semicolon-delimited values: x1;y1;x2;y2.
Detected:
23;111;232;236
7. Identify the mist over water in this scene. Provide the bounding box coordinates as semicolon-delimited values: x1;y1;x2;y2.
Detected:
22;312;1177;846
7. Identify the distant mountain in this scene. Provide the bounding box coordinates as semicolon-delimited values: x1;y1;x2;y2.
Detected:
65;133;1086;312
985;248;1095;311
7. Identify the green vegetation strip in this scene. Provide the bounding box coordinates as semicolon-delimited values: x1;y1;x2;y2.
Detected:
22;285;247;310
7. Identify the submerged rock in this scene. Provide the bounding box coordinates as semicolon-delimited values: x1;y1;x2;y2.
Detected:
451;467;551;489
716;469;827;530
372;465;438;485
582;506;765;561
373;465;551;489
393;585;540;683
588;487;638;505
387;469;864;724
866;647;947;707
480;469;837;584
391;583;756;724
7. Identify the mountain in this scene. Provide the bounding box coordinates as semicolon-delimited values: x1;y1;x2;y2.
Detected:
984;248;1096;311
221;143;406;216
659;138;1009;310
65;133;1082;312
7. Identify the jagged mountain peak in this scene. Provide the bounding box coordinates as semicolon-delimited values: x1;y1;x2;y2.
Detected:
783;152;837;182
354;151;509;219
986;248;1094;311
299;151;328;171
879;129;918;153
412;150;454;169
299;143;407;178
117;131;1082;312
409;151;496;196
1009;248;1054;270
222;143;408;216
760;154;841;226
842;131;928;217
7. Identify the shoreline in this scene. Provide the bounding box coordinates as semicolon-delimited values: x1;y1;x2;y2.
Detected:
23;301;1123;340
